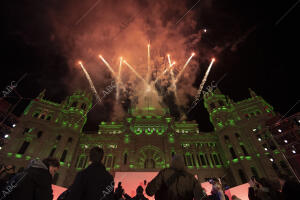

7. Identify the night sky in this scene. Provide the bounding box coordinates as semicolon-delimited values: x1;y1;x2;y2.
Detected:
1;0;299;132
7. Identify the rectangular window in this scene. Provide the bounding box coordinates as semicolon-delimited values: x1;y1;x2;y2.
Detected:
240;145;249;156
124;153;127;165
77;155;87;168
106;156;113;168
238;169;248;183
185;154;192;166
49;148;56;157
251;166;259;178
213;154;220;165
78;157;84;168
205;154;210;166
210;154;215;165
218;154;224;165
18;141;30;154
229;147;237;159
104;156;107;165
22;128;29;135
60;150;68;162
84;156;89;168
112;156;116;168
199;154;206;165
191;154;196;166
197;155;201;166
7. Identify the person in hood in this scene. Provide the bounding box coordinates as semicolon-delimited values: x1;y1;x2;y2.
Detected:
126;186;148;200
145;155;204;200
65;147;115;200
11;157;60;200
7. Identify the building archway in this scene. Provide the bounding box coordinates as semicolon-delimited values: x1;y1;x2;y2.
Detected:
137;145;165;169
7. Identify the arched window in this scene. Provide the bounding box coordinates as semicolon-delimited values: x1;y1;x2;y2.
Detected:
40;115;45;119
171;152;175;158
124;153;127;165
144;159;155;169
224;135;230;143
67;137;73;143
81;103;86;110
37;131;43;139
56;135;61;141
33;113;39;118
71;102;78;108
46;116;51;121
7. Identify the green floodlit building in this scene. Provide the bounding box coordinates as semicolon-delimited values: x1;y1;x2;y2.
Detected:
0;88;287;187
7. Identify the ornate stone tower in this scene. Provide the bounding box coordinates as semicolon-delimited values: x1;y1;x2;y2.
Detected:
204;87;281;184
1;90;92;186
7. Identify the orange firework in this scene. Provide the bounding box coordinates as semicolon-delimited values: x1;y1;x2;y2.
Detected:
196;57;216;97
123;60;148;84
78;61;101;103
99;55;117;78
175;53;195;83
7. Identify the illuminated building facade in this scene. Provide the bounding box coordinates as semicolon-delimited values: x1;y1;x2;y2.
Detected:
0;88;291;187
264;113;300;179
0;99;18;150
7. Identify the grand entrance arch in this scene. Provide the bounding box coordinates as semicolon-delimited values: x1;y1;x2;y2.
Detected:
136;145;165;169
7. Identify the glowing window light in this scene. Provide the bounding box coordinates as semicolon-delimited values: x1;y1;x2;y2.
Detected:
258;138;262;141
292;150;296;154
252;128;256;132
270;158;274;162
4;134;9;138
264;147;268;151
12;124;16;127
284;140;288;143
278;129;282;133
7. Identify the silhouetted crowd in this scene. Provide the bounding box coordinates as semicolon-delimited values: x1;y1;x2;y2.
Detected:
1;147;299;200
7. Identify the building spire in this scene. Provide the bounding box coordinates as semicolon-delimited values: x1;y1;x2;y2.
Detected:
37;89;46;99
249;88;257;98
214;86;222;95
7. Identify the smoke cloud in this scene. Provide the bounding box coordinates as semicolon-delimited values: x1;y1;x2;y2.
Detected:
49;0;208;120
